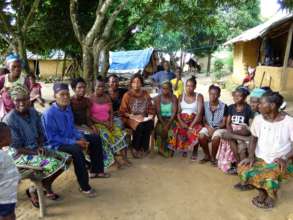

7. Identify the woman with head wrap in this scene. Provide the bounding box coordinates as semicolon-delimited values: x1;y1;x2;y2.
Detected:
3;85;70;208
0;54;30;115
235;91;293;209
249;88;266;117
154;80;177;157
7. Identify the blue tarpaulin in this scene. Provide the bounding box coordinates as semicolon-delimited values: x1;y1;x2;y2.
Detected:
108;48;154;74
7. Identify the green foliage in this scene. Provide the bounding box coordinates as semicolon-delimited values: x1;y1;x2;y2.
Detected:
213;58;225;79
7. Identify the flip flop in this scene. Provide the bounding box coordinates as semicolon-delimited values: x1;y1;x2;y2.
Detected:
26;188;39;208
199;158;210;164
251;196;274;209
234;183;254;191
89;173;111;179
79;188;97;198
45;192;61;201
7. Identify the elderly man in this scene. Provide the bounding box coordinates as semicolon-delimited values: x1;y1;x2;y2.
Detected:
42;83;109;198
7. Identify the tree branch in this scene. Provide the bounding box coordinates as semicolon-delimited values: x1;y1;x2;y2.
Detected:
21;0;40;33
70;0;83;43
101;0;128;40
85;0;113;45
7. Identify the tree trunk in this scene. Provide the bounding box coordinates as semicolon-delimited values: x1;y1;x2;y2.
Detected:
61;52;67;80
16;37;30;74
100;48;110;78
82;45;94;91
207;53;212;76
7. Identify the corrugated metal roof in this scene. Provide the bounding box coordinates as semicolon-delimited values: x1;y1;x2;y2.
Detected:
27;50;67;60
224;13;293;45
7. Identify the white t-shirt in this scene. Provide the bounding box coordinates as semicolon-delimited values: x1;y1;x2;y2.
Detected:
0;150;20;204
250;114;293;163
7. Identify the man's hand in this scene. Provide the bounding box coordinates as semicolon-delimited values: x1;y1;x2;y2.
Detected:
131;115;144;122
76;139;89;149
274;158;287;172
239;157;255;168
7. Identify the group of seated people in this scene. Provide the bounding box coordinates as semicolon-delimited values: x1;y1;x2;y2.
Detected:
0;55;293;220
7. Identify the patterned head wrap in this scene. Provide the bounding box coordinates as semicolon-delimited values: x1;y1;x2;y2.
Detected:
53;82;69;94
5;54;21;64
250;88;266;98
9;84;30;100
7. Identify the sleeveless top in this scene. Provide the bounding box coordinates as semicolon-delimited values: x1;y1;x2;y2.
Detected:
180;93;198;115
90;102;110;122
160;103;172;117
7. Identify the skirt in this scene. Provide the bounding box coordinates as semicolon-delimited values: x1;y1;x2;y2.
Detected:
216;125;243;172
94;123;128;168
169;113;202;152
7;148;70;179
238;158;293;198
216;139;237;172
154;118;176;157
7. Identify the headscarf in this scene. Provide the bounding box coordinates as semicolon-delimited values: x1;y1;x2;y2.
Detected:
250;88;266;98
53;82;69;94
9;84;29;100
5;53;20;65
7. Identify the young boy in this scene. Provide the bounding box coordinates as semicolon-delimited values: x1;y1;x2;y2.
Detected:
0;122;20;220
170;67;184;98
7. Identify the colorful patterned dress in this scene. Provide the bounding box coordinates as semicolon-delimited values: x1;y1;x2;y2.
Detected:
90;101;127;168
169;93;202;152
237;114;293;198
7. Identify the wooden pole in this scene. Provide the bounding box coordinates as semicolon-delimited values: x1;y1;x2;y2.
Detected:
281;23;293;90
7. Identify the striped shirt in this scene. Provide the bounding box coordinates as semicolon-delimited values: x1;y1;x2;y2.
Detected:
0;150;20;204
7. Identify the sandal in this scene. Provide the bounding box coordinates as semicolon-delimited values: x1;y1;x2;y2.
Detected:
182;152;188;158
191;154;198;162
234;183;254;191
210;160;217;167
227;167;238;175
79;188;97;198
89;173;111;179
251;196;274;209
199;158;210;164
26;188;39;208
45;192;61;200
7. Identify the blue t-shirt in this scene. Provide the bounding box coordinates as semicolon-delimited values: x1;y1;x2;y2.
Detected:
151;71;175;84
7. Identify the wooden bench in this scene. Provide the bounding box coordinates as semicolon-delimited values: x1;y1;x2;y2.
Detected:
17;165;46;218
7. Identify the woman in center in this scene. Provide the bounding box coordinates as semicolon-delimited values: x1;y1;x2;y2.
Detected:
90;78;128;168
169;76;204;160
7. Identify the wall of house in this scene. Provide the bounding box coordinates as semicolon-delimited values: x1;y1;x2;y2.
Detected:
254;66;282;90
232;39;261;84
286;68;293;90
28;60;73;78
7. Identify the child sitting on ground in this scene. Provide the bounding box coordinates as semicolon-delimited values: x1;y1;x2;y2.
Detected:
28;74;45;107
0;122;20;220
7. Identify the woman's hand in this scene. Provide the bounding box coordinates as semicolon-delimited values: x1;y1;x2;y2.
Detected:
274;158;287;172
239;156;255;168
131;114;144;122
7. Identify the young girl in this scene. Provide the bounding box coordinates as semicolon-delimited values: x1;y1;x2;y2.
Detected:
217;86;253;174
90;78;129;168
169;76;204;160
28;74;45;107
154;81;177;157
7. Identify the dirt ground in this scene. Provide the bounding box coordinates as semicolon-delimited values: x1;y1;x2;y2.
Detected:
16;76;293;220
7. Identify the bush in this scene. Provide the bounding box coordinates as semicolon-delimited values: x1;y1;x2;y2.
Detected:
213;59;224;80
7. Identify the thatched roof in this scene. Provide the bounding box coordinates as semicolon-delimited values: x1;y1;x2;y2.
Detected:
224;13;293;45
